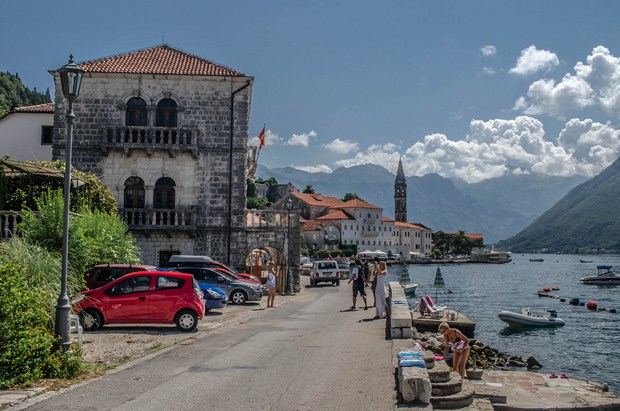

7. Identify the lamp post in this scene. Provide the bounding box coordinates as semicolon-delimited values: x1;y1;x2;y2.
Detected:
286;198;293;294
55;55;83;352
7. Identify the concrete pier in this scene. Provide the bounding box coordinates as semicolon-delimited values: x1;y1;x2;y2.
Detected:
411;310;476;337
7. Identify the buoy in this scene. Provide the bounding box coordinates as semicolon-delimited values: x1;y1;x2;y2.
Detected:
569;298;580;306
610;309;617;314
559;298;566;302
579;302;585;306
586;301;598;310
552;286;560;291
543;287;551;292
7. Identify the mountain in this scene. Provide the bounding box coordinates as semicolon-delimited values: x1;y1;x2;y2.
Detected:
256;164;585;243
497;157;620;253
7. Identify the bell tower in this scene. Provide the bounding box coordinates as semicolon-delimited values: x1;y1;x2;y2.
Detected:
394;157;407;222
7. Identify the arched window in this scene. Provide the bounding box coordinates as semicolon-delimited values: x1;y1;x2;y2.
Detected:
154;177;176;209
156;98;177;127
124;177;145;208
126;98;148;126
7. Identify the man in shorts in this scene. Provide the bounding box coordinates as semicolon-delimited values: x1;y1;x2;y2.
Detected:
347;260;368;310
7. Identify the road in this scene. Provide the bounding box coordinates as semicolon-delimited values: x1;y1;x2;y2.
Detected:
22;277;397;411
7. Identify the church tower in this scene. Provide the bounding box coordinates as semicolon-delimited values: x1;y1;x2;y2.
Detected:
394;157;407;222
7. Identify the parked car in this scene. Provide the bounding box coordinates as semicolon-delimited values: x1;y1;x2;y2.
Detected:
72;271;205;332
166;254;263;286
158;267;228;311
174;266;263;305
310;260;340;286
86;264;157;290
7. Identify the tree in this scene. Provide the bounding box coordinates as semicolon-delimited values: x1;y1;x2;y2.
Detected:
342;192;363;202
0;72;51;117
303;185;315;194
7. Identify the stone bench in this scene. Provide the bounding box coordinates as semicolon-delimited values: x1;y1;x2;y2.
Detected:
388;281;413;339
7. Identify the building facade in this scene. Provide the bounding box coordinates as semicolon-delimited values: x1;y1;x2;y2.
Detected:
0;103;54;161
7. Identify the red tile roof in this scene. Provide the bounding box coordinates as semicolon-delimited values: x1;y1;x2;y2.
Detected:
334;198;382;210
77;44;244;77
317;210;354;221
301;221;324;231
293;192;344;208
382;217;395;222
446;232;484;240
13;103;54;113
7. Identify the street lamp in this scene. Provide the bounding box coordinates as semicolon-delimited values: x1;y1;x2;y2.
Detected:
286;198;293;294
55;55;83;352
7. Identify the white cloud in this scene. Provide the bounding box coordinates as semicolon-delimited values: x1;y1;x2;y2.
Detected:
323;138;359;154
329;116;620;183
481;45;497;57
481;66;497;75
293;164;333;173
286;130;317;147
248;129;282;147
516;46;620;117
509;45;559;76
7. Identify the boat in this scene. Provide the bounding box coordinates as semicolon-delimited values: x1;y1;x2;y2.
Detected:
580;259;593;263
498;308;565;327
403;283;418;297
580;265;620;285
530;258;544;262
398;266;418;297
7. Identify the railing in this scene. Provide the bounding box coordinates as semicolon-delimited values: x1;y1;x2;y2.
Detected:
119;208;196;230
0;211;21;240
360;231;379;237
100;126;198;153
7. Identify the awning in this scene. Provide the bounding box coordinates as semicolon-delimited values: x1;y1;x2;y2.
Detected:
0;158;87;187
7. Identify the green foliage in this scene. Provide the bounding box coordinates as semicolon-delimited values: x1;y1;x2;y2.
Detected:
0;257;82;388
247;196;270;209
0;72;51;117
432;230;480;257
246;177;278;208
302;185;315;194
342;192;364;202
18;189;140;281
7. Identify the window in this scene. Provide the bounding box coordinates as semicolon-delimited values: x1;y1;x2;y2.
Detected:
126;97;148;126
107;275;152;296
154;177;176;209
93;268;124;283
124;177;145;208
156;98;178;127
41;126;53;145
156;276;185;289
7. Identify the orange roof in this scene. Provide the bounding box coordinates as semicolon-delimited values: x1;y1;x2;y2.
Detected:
301;221;323;231
334;198;382;210
445;232;484;240
13;103;54;113
317;209;354;221
293;192;344;208
77;44;244;77
382;217;395;222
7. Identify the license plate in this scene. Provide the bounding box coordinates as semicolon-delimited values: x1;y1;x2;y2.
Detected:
322;272;332;276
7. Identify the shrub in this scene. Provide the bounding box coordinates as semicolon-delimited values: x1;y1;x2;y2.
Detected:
0;258;82;388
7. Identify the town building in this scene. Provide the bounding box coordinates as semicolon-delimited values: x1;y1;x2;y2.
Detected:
0;103;54;161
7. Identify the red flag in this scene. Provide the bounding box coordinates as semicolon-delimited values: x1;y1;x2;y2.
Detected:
258;127;266;149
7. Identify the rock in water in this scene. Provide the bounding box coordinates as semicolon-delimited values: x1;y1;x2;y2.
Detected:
526;356;542;369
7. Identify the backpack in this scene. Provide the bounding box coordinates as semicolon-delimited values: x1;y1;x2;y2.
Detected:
356;266;366;285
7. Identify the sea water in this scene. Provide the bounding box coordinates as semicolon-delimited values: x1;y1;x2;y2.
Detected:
389;253;620;395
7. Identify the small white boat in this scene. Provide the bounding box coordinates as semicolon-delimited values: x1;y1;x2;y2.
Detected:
580;265;620;285
498;308;565;327
403;283;418;297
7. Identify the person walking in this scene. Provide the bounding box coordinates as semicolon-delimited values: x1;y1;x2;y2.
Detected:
347;260;368;310
367;259;378;307
374;258;388;319
438;322;470;381
266;264;278;308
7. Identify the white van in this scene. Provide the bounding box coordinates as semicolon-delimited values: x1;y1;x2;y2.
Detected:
310;260;340;286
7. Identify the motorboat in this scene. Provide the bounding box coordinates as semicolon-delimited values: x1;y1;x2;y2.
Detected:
498;308;565;327
580;265;620;285
580;259;593;263
403;283;418;297
530;258;544;262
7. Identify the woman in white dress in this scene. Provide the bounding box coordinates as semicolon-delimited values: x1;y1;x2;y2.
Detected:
375;258;388;319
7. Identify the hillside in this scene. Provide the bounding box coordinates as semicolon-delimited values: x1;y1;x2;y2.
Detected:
498;156;620;253
0;72;51;117
257;164;584;243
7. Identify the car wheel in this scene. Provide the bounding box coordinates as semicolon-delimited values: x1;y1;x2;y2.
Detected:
79;308;103;332
230;290;247;305
175;309;198;332
336;280;340;286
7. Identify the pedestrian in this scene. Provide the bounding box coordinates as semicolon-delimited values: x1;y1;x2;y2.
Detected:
438;322;470;381
367;258;378;307
266;264;278;308
374;258;388;319
347;260;368;310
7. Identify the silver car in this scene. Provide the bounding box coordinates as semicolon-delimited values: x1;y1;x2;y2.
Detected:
174;267;263;305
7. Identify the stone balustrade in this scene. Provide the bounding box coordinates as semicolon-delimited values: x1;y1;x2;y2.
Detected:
119;208;195;230
0;211;21;240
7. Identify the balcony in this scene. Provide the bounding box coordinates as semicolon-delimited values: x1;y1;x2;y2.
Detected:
100;126;199;158
119;208;196;232
360;231;379;238
0;211;21;240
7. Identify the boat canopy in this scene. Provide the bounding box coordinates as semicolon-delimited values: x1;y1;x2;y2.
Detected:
597;265;613;270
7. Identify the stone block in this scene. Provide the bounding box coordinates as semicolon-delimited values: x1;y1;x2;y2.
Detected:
401;326;413;339
391;327;402;339
399;365;432;404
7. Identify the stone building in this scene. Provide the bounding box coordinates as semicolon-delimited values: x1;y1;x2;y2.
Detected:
50;45;300;287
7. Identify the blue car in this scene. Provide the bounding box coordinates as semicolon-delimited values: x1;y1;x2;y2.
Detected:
199;283;228;311
157;268;227;311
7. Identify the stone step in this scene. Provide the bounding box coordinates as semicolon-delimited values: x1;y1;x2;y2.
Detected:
428;361;451;383
429;384;475;410
432;374;463;397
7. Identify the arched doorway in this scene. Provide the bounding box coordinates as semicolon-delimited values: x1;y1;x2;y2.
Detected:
246;246;287;294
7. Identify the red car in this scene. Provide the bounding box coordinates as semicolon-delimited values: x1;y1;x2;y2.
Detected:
72;271;205;332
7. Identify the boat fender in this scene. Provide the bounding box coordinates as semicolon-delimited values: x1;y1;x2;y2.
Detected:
586;301;597;310
569;298;580;306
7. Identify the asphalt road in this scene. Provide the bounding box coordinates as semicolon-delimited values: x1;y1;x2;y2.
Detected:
21;277;397;411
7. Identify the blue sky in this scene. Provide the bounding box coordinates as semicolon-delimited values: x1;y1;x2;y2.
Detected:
3;1;620;182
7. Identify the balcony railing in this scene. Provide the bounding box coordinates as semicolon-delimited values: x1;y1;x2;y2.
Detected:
0;211;21;240
119;208;196;231
100;126;198;157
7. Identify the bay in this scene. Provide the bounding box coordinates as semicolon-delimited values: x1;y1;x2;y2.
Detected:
388;253;620;395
